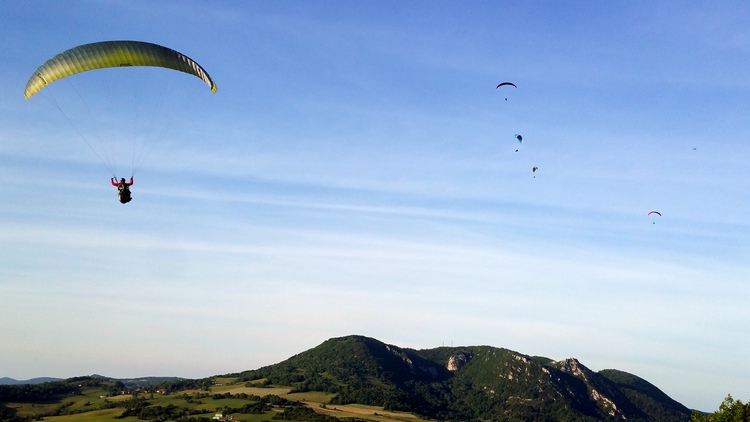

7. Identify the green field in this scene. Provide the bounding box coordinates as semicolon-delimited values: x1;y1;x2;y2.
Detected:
2;377;418;422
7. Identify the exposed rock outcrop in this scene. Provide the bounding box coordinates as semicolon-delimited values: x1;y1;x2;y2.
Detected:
447;352;470;371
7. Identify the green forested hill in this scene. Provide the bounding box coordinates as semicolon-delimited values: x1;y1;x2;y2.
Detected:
236;335;691;421
0;335;693;421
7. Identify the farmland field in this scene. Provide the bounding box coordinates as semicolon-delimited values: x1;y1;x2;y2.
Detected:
2;376;410;421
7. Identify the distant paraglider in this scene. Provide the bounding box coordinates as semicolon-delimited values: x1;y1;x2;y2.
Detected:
496;82;517;101
648;211;662;224
532;166;538;178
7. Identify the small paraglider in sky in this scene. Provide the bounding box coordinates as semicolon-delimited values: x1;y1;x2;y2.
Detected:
648;211;662;224
532;166;538;178
496;82;517;101
514;134;523;152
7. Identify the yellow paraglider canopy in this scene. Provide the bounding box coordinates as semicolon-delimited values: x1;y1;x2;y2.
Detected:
25;40;217;99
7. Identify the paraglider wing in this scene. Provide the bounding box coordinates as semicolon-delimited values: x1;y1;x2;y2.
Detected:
647;211;662;216
25;40;217;99
496;82;517;89
515;134;523;144
532;166;538;172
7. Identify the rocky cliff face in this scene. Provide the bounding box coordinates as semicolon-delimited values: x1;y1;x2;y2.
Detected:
427;345;689;421
447;352;470;371
550;358;626;418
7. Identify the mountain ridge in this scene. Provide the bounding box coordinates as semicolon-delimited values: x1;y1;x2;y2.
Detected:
0;377;62;386
1;335;693;421
235;335;691;421
0;376;182;387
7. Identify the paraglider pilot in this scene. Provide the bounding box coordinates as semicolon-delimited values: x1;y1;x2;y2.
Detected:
111;177;133;204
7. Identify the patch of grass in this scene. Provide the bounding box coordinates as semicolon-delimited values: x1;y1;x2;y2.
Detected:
287;391;336;403
217;385;292;396
4;401;59;418
42;408;137;421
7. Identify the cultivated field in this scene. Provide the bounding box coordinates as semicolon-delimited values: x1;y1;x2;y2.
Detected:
3;377;422;421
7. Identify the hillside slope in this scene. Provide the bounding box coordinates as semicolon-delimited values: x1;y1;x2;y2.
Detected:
237;335;691;421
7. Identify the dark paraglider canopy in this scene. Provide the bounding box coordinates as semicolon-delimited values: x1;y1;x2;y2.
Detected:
513;134;523;152
496;82;517;100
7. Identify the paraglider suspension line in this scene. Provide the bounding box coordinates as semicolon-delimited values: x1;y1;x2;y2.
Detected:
46;88;117;178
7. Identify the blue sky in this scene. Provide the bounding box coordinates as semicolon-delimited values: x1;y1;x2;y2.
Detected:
1;0;749;412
